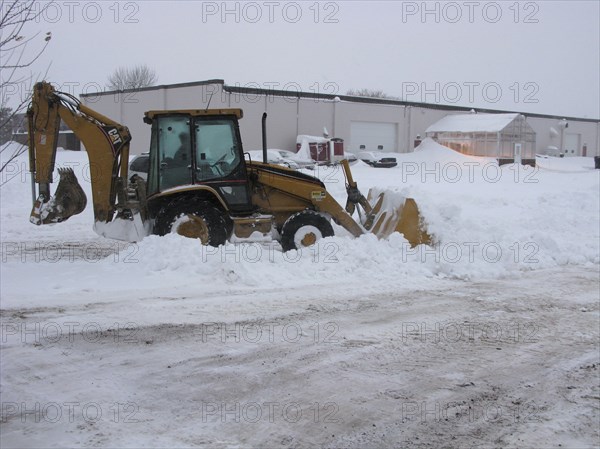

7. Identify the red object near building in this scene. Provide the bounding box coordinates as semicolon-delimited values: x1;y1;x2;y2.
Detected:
332;138;345;158
296;135;344;163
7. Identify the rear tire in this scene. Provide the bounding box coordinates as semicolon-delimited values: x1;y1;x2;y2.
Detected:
280;210;334;252
155;197;229;247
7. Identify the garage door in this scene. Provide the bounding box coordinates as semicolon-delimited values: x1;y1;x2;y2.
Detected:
350;122;397;152
564;133;580;156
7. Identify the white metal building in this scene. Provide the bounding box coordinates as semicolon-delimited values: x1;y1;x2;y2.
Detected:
80;79;600;161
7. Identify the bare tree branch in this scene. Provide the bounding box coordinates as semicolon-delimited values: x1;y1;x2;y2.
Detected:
0;141;27;181
346;88;399;100
0;0;52;161
107;64;158;90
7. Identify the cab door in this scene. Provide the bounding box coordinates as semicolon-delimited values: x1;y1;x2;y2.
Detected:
193;116;252;212
155;115;193;190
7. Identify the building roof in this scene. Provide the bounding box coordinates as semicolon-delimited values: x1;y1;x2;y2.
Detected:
80;79;600;124
426;113;522;134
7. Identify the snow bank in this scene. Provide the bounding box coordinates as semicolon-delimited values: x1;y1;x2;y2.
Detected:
535;155;596;172
358;138;495;166
412;137;496;163
296;137;313;161
315;138;599;279
1;140;598;307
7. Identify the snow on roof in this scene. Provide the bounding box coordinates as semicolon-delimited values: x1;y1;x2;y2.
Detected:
426;113;521;134
296;134;329;144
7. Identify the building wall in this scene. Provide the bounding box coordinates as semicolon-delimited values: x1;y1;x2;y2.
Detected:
225;91;334;152
297;98;334;147
265;97;300;150
408;107;461;150
81;81;600;158
526;117;599;156
237;95;282;152
335;102;405;152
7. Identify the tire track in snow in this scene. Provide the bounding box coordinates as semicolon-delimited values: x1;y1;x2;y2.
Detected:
1;266;598;448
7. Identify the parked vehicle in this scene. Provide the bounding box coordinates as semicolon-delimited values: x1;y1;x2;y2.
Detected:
344;151;359;165
357;151;398;168
129;152;150;180
272;149;316;169
246;149;301;170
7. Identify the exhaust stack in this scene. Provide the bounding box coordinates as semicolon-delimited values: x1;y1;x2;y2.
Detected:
262;112;267;163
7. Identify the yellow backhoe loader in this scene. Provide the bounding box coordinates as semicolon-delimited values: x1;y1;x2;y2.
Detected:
27;82;431;250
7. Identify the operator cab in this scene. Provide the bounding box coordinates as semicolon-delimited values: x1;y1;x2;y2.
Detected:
144;109;251;212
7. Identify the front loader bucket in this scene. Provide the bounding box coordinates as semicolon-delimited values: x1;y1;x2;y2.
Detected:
364;189;431;247
30;168;87;225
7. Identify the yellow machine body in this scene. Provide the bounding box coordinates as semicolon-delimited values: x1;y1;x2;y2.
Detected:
26;81;430;250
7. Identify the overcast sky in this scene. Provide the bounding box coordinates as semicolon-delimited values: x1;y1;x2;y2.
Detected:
6;0;600;118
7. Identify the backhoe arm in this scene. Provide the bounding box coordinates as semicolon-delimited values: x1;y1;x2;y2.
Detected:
28;81;133;226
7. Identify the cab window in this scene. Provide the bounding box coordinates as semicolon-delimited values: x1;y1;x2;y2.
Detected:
158;116;192;190
194;119;240;181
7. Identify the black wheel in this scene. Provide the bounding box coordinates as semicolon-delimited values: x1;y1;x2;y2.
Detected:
155;197;229;247
222;214;234;240
280;210;334;252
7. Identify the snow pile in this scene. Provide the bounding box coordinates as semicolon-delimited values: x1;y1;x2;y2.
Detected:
410;137;496;164
315;138;599;279
535;155;597;172
357;138;495;166
1;140;599;305
296;136;314;161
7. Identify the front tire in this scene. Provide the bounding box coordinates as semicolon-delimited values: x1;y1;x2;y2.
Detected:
155;198;229;247
280;210;334;251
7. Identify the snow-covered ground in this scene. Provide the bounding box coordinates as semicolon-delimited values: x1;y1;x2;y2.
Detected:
1;140;598;447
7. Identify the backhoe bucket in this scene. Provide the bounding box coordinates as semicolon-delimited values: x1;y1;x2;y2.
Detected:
364;189;431;247
30;168;87;225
